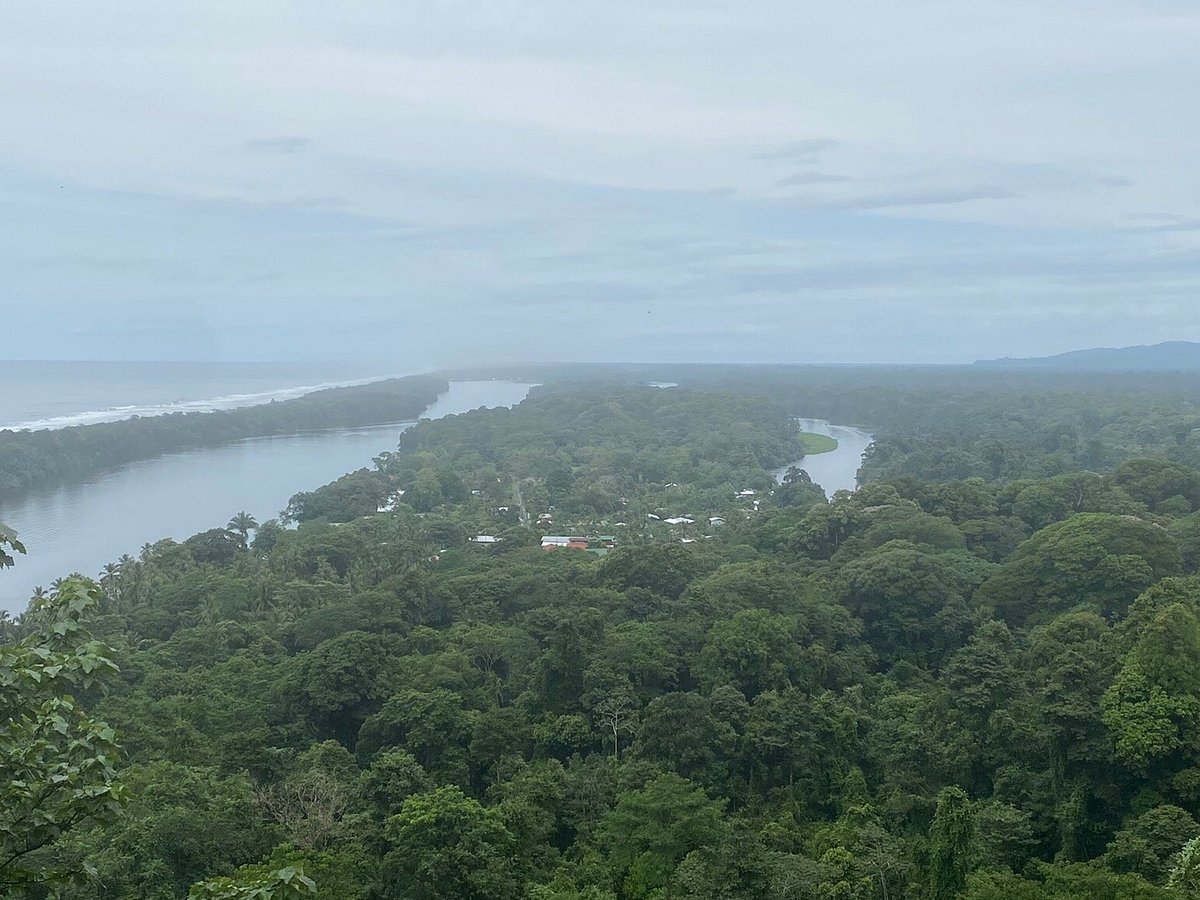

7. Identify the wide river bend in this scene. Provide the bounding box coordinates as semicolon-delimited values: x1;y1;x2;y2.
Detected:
1;395;873;609
0;381;535;609
774;417;875;497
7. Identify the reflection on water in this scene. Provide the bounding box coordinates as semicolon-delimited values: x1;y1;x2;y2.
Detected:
0;381;534;609
774;418;875;498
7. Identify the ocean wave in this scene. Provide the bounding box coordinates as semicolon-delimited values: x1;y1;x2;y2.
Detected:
1;375;402;432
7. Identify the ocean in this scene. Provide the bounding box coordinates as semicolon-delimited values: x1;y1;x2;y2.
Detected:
0;360;401;431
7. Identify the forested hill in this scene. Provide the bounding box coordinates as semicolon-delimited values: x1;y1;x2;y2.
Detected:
975;341;1200;371
10;382;1200;897
0;374;447;498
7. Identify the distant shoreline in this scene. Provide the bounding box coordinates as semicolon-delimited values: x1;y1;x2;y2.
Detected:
0;375;447;500
1;374;405;432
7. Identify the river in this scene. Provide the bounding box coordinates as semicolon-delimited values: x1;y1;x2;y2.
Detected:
0;381;535;610
774;417;874;497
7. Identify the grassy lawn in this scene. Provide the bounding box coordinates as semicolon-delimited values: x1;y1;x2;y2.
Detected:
799;431;839;454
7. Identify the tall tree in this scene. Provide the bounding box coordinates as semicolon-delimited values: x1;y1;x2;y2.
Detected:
599;773;726;900
928;787;975;900
227;511;260;550
379;786;519;900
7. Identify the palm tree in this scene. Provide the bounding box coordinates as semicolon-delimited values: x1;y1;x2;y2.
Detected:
199;596;222;629
0;610;12;644
249;578;278;618
98;562;121;598
115;555;143;606
227;511;259;550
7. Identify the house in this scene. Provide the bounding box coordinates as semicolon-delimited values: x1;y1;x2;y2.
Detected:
664;516;694;525
647;513;661;520
708;516;725;526
542;535;618;553
377;491;405;513
470;535;501;544
737;489;756;497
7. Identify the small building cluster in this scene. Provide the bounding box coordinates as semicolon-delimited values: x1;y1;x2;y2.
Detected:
541;534;617;554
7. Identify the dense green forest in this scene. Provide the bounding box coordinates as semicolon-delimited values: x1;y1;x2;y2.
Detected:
287;387;814;526
0;375;446;498
9;376;1200;898
454;363;1200;484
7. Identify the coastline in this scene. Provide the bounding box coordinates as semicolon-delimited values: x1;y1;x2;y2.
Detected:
0;375;448;499
1;373;406;432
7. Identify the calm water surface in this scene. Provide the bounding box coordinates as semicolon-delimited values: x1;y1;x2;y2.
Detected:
774;417;874;497
0;381;534;609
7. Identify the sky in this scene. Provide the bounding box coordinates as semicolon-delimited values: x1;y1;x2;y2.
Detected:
2;0;1199;366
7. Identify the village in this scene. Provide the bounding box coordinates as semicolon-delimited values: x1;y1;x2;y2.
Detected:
466;485;767;553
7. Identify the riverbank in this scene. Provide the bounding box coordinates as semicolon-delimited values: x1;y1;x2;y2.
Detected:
799;431;839;454
0;375;447;498
774;418;874;496
0;380;536;608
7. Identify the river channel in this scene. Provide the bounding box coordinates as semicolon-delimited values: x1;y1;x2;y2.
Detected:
0;381;535;609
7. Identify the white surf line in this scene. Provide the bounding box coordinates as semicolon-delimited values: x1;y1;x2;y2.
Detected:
1;374;406;432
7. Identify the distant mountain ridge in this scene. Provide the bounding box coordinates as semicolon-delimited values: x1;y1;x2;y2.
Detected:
975;341;1200;372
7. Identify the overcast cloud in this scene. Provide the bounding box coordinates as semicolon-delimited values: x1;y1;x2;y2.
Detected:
2;0;1198;365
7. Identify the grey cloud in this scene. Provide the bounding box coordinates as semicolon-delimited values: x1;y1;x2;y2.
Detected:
256;195;344;210
755;139;841;162
489;281;665;310
693;246;1200;298
204;194;348;212
4;0;1199;365
979;163;1132;193
775;171;851;187
1121;213;1200;233
242;136;312;154
1040;171;1131;191
796;185;1020;211
787;165;1126;214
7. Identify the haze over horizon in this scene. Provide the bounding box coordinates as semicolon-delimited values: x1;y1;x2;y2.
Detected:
4;1;1199;365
